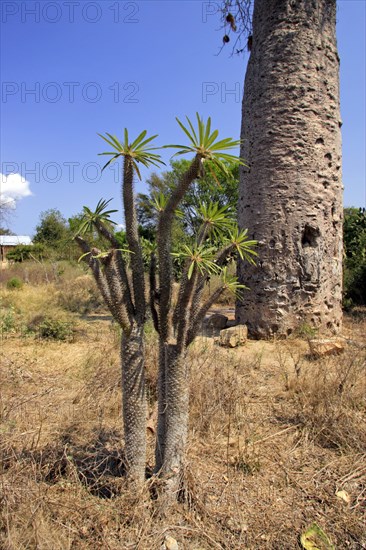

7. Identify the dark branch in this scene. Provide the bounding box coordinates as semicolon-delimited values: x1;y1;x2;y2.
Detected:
188;242;236;337
149;252;160;334
115;249;135;319
94;219;120;248
218;0;253;57
175;267;198;349
186;286;225;346
103;251;133;329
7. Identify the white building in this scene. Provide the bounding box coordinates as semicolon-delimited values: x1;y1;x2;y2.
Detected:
0;236;32;262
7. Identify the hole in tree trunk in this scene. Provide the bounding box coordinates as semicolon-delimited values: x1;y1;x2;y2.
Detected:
302;225;320;248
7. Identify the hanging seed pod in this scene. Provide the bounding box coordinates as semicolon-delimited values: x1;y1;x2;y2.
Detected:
226;13;237;32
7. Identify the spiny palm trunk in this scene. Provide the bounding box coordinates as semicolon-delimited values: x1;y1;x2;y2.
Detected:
121;323;147;483
155;343;190;478
119;156;147;483
160;343;189;498
237;0;343;338
154;156;202;485
123;158;145;324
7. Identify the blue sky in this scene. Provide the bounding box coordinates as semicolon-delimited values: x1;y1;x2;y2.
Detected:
1;0;365;236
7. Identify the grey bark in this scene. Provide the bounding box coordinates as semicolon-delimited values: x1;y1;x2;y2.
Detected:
237;0;343;338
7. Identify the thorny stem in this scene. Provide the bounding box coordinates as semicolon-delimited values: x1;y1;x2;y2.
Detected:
123;157;146;324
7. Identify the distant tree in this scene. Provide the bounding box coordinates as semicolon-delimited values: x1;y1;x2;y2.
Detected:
32;209;83;261
33;209;68;246
0;197;15;231
343;207;366;305
0;227;14;236
68;213;84;237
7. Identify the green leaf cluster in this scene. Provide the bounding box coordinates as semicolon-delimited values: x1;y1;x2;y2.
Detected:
76;198;118;237
172;243;221;279
98;129;164;179
343;207;366;305
168;113;245;178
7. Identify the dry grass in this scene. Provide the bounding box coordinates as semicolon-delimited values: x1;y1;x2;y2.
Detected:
0;260;84;287
1;276;365;549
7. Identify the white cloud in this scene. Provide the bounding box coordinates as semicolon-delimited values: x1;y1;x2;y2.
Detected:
0;173;32;209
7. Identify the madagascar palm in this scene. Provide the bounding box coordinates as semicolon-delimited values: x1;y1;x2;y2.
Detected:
75;118;256;499
75;130;164;483
152;115;256;499
157;113;244;342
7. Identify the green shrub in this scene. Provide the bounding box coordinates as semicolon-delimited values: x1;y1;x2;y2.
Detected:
297;322;318;340
0;304;16;336
37;317;74;341
6;277;23;290
344;262;366;306
343;207;366;306
6;243;48;263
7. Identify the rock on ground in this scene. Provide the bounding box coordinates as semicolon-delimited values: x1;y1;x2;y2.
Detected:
308;338;346;357
219;325;248;348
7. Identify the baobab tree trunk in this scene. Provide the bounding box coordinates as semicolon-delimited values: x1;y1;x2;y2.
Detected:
121;324;147;483
237;0;343;338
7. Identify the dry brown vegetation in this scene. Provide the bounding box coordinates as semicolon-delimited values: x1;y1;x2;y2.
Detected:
1;264;365;549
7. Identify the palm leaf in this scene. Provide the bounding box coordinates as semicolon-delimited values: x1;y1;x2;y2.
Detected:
106;132;123;151
187;115;200;144
135;134;160;150
175;117;196;145
187;261;195;280
205;128;219;149
133;162;142;180
130;129;147;150
97;133;119;150
204;116;212;143
100;154;120;171
197;112;204;144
